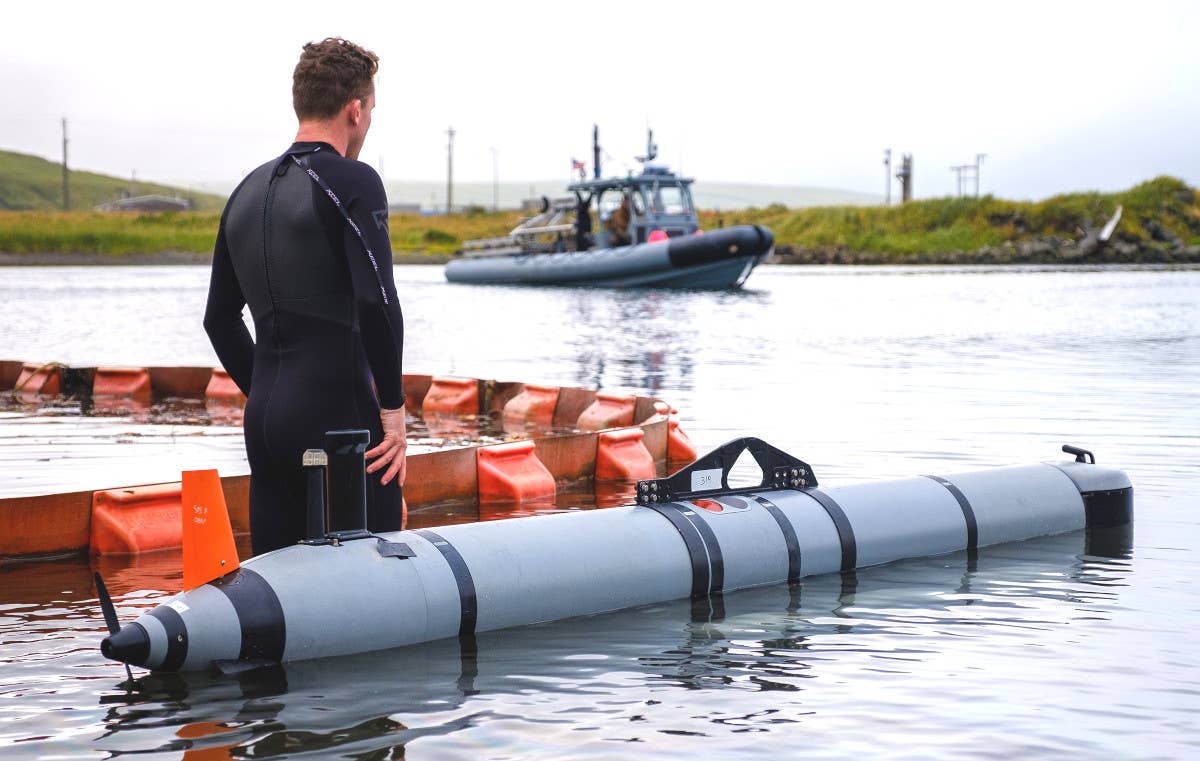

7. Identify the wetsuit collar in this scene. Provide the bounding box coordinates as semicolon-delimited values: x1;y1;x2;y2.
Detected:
287;141;341;157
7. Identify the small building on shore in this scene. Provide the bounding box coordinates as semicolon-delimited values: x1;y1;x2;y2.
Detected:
96;195;192;212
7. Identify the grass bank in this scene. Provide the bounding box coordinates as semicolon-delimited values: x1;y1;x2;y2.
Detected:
715;176;1200;263
0;209;526;261
1;177;1196;264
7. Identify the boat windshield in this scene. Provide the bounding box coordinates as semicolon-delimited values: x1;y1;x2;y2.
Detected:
647;183;691;215
598;190;646;218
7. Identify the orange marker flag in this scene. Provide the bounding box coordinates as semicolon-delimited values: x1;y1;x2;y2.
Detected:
181;469;240;591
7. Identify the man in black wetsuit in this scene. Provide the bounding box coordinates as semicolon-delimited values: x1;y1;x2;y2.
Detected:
204;38;406;555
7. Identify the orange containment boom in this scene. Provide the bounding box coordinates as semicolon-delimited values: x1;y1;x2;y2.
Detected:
576;392;636;431
477;440;556;503
181;469;240;590
91;482;184;556
596;428;656;482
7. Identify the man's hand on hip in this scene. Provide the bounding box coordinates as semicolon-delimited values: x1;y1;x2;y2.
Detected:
365;406;407;486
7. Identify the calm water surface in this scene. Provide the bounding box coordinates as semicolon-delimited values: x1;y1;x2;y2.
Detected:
1;264;1198;759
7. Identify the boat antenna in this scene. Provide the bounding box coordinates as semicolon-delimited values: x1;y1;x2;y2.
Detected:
593;124;601;179
635;127;658;164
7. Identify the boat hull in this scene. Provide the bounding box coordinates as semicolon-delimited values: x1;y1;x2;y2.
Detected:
101;458;1131;672
445;225;772;289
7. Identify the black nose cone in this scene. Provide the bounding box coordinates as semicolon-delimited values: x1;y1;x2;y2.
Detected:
101;622;150;666
754;225;775;254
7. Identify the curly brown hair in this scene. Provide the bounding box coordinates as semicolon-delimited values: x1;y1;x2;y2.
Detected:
292;37;379;121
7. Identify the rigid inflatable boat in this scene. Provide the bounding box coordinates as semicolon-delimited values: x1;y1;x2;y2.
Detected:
99;437;1132;673
446;224;773;289
446;127;773;289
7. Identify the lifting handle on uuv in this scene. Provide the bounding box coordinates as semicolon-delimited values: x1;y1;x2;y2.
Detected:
298;430;415;557
300;430;376;546
1062;445;1095;464
636;437;816;506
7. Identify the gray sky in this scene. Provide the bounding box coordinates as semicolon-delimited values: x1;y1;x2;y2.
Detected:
3;0;1197;200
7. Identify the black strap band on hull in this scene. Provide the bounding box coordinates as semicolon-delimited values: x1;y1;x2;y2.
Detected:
752;495;802;584
147;606;188;672
414;529;478;638
645;503;712;599
212;568;287;663
924;475;979;551
802;488;857;572
672;504;725;594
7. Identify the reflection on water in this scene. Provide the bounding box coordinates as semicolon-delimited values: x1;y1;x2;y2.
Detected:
566;290;707;394
0;264;1198;759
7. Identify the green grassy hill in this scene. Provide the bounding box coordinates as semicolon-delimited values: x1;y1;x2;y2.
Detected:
715;176;1200;263
0;149;226;212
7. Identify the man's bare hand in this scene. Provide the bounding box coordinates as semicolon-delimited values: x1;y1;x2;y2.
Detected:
365;406;407;486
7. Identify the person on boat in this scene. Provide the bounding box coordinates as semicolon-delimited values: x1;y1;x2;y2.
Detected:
606;193;632;247
574;194;593;251
203;37;406;555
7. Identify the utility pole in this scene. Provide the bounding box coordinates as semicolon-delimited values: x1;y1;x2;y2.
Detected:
61;117;69;212
446;126;455;214
896;154;913;203
490;146;499;212
883;148;892;206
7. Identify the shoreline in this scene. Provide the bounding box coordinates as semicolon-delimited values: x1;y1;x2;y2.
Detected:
770;239;1200;266
3;245;1197;267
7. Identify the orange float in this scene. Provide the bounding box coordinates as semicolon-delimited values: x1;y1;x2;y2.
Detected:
205;368;245;424
477;440;556;503
93;367;153;415
91;482;183;555
595;427;656;482
502;383;560;433
650;401;698;465
667;419;698;466
14;362;61;403
204;368;244;404
93;367;152;401
422;376;479;417
576;392;636;431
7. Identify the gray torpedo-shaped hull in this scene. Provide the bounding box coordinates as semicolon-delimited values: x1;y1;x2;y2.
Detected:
100;438;1132;672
